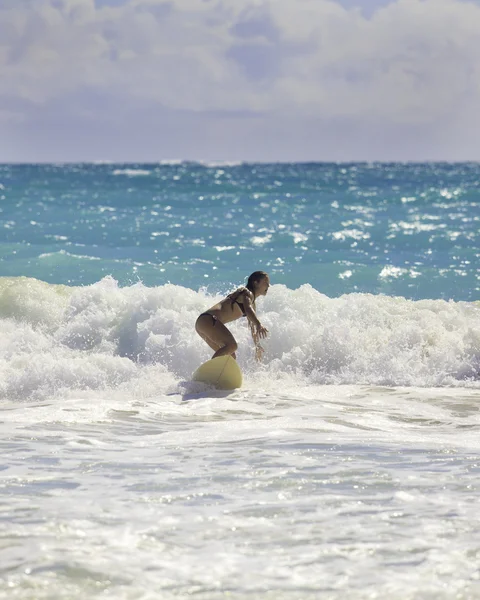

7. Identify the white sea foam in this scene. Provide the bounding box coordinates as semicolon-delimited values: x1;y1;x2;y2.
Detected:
0;276;479;403
158;159;184;165
38;249;101;261
112;168;151;176
2;275;480;599
1;380;479;600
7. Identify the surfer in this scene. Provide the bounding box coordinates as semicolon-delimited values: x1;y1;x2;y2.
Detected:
195;271;270;361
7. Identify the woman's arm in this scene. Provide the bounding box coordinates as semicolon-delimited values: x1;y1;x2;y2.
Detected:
243;291;267;335
243;291;268;361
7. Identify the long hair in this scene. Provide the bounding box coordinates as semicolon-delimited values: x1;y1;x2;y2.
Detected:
246;271;268;300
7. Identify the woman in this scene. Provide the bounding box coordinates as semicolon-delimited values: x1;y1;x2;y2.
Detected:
195;271;270;361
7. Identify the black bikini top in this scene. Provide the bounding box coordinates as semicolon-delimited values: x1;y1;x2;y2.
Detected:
233;298;246;316
228;288;250;317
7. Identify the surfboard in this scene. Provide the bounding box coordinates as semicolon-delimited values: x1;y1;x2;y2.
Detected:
192;355;243;390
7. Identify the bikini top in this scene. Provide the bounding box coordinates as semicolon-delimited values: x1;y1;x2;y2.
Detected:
233;298;246;316
228;288;250;317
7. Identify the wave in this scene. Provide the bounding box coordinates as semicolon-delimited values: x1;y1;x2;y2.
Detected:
112;168;152;176
0;276;479;400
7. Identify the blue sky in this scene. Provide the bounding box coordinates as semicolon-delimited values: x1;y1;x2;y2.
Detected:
1;0;480;162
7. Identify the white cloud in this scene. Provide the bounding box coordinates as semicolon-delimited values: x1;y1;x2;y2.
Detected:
1;0;480;160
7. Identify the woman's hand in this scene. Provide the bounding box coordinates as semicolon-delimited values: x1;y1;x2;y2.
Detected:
255;324;269;339
255;344;265;363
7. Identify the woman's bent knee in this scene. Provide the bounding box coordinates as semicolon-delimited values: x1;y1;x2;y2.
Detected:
213;341;238;358
222;341;238;355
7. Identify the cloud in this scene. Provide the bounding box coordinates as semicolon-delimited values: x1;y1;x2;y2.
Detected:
1;0;480;160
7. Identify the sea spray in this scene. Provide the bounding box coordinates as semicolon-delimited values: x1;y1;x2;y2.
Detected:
1;277;479;401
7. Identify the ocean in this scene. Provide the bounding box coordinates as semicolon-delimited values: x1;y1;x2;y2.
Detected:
0;162;479;599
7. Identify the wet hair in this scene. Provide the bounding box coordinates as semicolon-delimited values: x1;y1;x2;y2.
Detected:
246;271;269;296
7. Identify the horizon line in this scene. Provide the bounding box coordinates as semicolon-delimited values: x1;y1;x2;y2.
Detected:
1;159;480;166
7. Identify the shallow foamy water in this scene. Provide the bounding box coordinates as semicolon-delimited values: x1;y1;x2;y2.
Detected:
2;384;480;599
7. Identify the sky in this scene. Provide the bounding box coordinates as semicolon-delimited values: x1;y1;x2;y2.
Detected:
1;0;480;162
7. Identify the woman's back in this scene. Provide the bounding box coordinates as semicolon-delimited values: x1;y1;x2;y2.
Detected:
206;287;252;324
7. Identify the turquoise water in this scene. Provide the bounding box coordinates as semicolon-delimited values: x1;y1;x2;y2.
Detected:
1;162;478;299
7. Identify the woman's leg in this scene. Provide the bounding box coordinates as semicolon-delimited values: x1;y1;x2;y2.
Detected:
195;314;238;359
